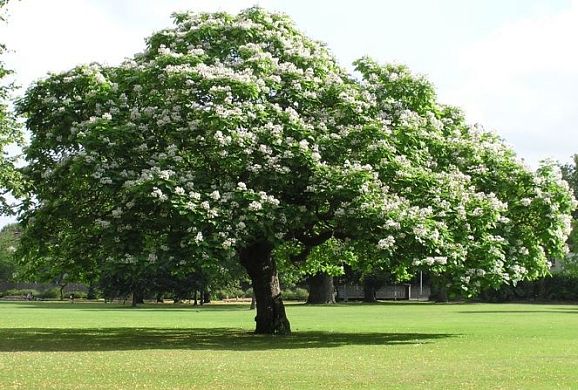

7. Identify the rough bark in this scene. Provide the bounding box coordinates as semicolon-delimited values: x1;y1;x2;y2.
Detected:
131;290;144;307
87;284;97;300
203;290;211;304
363;276;385;303
431;277;449;302
239;241;291;335
363;283;377;303
306;272;336;304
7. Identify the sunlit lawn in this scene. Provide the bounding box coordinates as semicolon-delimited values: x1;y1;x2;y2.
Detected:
1;300;578;389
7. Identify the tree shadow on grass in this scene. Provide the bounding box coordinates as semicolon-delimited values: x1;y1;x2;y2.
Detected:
0;327;453;352
3;301;444;312
459;309;578;314
6;302;251;312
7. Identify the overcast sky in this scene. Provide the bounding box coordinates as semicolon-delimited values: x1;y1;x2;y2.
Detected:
1;0;577;224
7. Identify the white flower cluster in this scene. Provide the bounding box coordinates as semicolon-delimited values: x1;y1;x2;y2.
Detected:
413;256;447;266
151;187;168;202
377;236;395;250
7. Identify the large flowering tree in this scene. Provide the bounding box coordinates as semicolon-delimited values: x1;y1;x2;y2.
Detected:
17;8;575;334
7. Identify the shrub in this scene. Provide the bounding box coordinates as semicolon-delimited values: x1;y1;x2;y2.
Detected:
67;290;87;299
0;288;40;298
213;287;248;300
37;288;60;299
478;274;578;302
283;288;309;301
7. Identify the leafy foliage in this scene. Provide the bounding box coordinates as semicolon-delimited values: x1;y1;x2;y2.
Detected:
479;273;578;302
0;0;23;215
559;155;578;273
0;223;19;281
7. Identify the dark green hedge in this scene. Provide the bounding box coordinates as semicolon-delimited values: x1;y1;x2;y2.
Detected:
478;274;578;302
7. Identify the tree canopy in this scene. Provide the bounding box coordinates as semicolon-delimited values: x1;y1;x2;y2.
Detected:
16;7;576;334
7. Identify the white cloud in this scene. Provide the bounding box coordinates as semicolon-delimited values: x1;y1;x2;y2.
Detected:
443;0;578;166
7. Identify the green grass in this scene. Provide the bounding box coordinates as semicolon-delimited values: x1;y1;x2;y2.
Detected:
1;301;578;389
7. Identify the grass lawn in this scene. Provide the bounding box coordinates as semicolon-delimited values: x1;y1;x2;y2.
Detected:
1;301;578;389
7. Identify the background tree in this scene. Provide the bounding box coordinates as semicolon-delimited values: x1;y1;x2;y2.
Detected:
0;0;23;215
16;8;576;334
560;155;578;272
561;156;578;197
0;222;19;282
275;237;355;304
303;238;355;304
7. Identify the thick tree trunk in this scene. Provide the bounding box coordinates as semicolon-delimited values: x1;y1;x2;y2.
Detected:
363;283;377;303
431;277;449;302
132;290;144;307
307;272;336;304
240;241;291;335
87;284;97;300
